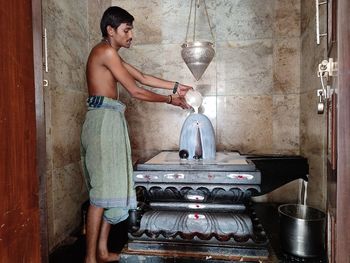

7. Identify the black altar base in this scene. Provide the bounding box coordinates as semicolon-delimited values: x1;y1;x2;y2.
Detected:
50;205;326;263
118;151;309;262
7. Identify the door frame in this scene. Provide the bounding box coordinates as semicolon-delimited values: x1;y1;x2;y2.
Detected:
32;0;49;261
336;0;350;261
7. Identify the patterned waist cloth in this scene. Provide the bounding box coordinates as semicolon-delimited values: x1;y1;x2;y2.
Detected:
87;96;126;112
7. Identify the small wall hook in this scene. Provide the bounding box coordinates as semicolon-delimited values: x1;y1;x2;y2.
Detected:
317;89;325;114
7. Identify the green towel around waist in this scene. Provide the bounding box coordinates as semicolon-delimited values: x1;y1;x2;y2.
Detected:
80;97;136;212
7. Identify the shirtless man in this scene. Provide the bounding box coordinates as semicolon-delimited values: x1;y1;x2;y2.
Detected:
81;6;191;263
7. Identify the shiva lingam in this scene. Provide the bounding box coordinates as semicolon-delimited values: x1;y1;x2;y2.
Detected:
179;89;215;160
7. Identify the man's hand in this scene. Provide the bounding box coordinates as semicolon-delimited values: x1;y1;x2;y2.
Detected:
171;95;191;109
177;84;192;97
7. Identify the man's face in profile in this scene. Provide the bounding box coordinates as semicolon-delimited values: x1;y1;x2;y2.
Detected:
113;23;133;48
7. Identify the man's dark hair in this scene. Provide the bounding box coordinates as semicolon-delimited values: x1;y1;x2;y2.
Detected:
100;6;134;37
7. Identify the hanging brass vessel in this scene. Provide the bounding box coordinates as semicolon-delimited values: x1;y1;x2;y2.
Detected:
181;41;215;81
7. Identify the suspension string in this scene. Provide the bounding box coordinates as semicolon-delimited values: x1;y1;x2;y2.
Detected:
193;0;198;42
203;0;215;42
184;0;215;43
185;0;194;43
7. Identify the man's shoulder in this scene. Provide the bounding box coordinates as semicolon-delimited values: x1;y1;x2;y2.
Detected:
89;43;120;62
91;42;112;54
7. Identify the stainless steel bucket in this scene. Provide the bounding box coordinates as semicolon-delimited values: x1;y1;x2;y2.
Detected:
278;204;326;258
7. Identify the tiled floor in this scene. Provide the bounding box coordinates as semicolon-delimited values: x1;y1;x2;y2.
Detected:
49;203;326;263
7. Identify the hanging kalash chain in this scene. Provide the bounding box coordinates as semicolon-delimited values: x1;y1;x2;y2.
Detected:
181;0;215;81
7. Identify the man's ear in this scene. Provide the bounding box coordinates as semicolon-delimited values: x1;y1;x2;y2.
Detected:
106;25;115;36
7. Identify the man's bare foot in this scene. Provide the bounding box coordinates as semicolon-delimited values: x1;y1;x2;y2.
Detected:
98;251;120;262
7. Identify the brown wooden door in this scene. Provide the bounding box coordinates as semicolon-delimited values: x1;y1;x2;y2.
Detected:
0;0;46;262
326;0;350;262
335;0;350;261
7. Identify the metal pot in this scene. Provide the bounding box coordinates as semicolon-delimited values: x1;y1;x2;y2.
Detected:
184;89;203;112
278;204;326;258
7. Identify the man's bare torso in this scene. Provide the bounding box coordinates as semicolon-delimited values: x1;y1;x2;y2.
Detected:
86;42;119;99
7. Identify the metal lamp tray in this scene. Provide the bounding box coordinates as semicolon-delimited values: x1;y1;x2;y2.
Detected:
136;151;257;171
134;151;261;185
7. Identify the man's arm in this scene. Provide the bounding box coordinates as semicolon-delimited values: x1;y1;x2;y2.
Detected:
122;60;192;97
103;47;189;108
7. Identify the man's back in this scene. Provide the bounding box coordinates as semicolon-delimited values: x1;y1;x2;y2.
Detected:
86;42;119;99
